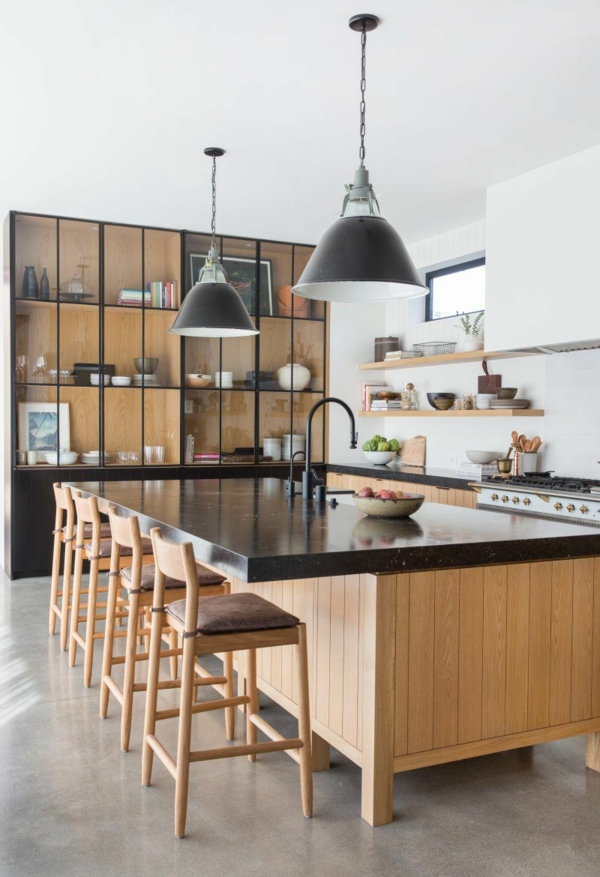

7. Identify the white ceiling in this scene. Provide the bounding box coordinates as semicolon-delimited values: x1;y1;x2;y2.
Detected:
2;0;600;245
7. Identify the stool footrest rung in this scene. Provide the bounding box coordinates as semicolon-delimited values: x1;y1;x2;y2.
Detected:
250;714;301;765
155;694;249;723
190;737;303;763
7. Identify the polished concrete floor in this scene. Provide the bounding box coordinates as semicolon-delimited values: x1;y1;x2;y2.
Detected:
2;573;600;877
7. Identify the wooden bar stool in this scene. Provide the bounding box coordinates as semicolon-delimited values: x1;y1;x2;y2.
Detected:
69;491;153;687
49;483;111;651
100;505;233;752
142;528;313;838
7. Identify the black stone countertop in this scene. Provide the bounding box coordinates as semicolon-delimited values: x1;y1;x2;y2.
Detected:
328;462;475;491
68;478;600;583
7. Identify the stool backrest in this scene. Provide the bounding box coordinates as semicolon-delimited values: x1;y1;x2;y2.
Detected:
150;527;199;632
108;506;145;584
53;482;75;536
72;491;102;557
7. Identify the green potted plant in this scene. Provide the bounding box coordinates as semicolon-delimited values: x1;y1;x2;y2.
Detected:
455;311;484;352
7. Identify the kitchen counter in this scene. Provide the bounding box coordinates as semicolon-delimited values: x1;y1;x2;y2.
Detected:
69;477;600;829
328;461;475;490
68;478;600;582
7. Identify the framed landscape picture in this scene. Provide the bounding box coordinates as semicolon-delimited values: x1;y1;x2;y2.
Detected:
18;402;70;452
189;254;273;315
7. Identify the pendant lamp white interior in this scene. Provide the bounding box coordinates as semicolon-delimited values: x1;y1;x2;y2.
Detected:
169;148;258;338
293;14;427;304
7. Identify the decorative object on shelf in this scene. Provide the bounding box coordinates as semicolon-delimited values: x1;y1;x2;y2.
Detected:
15;450;27;465
292;15;426;304
404;382;418;409
263;436;282;461
111;376;132;387
22;266;39;299
18;402;70;452
374;337;400;362
497;387;518;399
466;450;501;464
278;285;308;318
90;373;111;386
399;435;426;467
26;451;38;466
475;393;497;410
170;148;258;337
185;374;211;388
477;360;501;394
455;311;484;352
59;267;94;302
44;450;78;466
281;433;305;462
427;392;456;410
215;371;233;389
413;341;457;357
277;363;311;391
489;399;530;409
134;357;159;375
40;266;50;301
15;355;28;383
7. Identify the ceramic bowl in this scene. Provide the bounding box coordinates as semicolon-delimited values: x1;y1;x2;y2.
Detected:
497;387;518;400
111;376;131;387
90;373;111;386
432;397;455;411
466;450;502;464
134;357;159;374
185;374;211;388
353;493;425;519
44;450;78;465
427;392;455;410
363;451;397;466
475;393;497;410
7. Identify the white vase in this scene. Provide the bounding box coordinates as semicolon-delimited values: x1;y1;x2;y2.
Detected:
277;363;311;391
462;335;484;352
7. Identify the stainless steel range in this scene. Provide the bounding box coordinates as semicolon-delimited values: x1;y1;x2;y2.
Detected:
475;474;600;527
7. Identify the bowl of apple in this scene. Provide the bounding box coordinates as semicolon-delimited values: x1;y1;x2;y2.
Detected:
353;486;425;519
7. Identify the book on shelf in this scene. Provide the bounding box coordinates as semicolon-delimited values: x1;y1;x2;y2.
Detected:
117;288;150;306
384;350;423;360
360;381;393;411
370;401;402;410
455;461;498;478
116;281;178;308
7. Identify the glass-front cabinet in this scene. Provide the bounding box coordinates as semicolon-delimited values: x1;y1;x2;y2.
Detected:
8;211;325;470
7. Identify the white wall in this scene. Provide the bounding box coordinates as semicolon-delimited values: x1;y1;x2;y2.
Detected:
337;220;600;478
486;143;600;350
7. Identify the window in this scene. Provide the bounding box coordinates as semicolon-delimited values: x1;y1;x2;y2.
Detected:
425;258;485;321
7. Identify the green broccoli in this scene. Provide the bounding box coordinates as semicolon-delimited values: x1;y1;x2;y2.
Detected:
377;441;391;452
389;439;400;452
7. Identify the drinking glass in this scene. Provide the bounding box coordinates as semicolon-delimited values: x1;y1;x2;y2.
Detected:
154;446;165;464
16;355;28;383
144;446;155;464
34;355;48;383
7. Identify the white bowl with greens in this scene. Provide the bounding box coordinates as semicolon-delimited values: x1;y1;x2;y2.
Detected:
361;434;399;466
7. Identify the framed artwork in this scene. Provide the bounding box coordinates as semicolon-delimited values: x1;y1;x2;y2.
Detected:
189;254;273;315
18;402;70;452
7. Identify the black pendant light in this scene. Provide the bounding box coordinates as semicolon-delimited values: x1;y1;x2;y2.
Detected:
293;14;427;303
169;148;258;337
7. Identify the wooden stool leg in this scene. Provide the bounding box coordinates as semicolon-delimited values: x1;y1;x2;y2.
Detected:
99;573;119;719
83;560;99;688
296;624;313;818
69;546;84;668
174;634;196;839
246;649;258;762
144;607;152;652
60;541;74;652
142;609;166;786
120;590;139;752
169;627;178;680
49;532;62;635
224;651;235;741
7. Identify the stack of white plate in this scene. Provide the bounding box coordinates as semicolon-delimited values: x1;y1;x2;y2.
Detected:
132;374;160;386
81;451;113;465
489;399;530;409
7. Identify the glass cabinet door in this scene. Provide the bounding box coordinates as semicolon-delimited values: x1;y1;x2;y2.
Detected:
104;308;143;465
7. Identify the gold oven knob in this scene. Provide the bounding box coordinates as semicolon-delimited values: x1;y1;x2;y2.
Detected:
512;496;520;504
491;493;499;501
566;504;575;513
554;502;563;510
501;495;509;503
523;497;531;506
580;505;589;514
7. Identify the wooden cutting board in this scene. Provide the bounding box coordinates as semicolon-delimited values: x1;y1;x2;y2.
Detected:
400;435;426;467
478;360;502;394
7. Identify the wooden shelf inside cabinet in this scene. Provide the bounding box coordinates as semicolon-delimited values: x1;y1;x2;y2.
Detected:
358;349;539;371
359;409;545;417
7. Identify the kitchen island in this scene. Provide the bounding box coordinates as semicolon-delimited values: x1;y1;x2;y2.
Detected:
70;478;600;826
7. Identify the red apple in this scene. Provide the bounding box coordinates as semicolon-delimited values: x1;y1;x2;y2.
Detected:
377;489;397;499
357;486;374;497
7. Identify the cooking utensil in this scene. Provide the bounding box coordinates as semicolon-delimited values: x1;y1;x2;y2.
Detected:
478;360;502;395
497;459;512;475
530;436;542;452
511;430;518;445
525;440;532;452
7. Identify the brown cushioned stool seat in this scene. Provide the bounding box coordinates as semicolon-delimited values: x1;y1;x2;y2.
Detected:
120;563;225;592
64;522;111;539
84;536;153;559
167;592;300;634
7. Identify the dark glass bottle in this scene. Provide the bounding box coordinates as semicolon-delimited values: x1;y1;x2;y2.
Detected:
40;267;50;301
22;266;39;299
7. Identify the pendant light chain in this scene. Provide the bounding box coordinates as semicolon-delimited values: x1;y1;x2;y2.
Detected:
210;155;217;251
359;23;367;166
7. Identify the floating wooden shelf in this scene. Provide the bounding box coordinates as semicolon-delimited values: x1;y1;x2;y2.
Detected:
359;409;545;417
358;349;536;371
